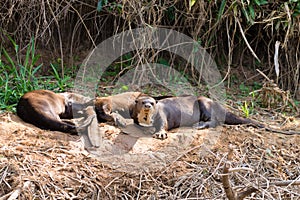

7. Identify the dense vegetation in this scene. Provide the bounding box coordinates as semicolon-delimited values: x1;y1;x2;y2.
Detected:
1;0;300;111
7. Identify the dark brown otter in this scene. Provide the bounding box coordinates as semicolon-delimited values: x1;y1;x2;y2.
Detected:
17;90;95;134
131;95;299;139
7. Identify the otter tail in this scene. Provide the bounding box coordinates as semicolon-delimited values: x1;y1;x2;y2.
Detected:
225;112;264;128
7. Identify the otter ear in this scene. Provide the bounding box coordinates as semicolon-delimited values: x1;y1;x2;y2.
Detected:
103;104;111;114
156;100;158;104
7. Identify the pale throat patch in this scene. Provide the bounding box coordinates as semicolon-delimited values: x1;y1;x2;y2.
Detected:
137;109;154;127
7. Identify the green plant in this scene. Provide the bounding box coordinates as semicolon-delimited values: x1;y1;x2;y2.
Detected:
97;0;123;13
239;92;256;117
241;0;268;24
253;81;262;90
240;101;250;118
239;83;250;96
0;37;43;111
50;64;73;91
0;37;74;112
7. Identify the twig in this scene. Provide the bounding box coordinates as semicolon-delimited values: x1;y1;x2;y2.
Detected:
221;145;300;200
222;162;237;200
256;69;271;81
219;167;255;175
274;41;280;84
105;176;121;189
5;181;33;200
221;145;238;200
45;0;64;78
235;15;261;62
237;180;300;199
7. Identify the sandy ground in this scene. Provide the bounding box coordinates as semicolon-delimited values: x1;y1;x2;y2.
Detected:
0;112;300;199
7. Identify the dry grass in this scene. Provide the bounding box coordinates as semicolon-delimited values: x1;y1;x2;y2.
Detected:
1;113;300;199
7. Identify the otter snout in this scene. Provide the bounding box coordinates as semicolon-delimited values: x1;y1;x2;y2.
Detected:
142;100;155;111
144;102;152;109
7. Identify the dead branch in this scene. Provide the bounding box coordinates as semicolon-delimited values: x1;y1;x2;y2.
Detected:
222;144;300;200
238;180;300;199
222;162;238;200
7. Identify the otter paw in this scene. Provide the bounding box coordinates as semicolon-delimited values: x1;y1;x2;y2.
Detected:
153;130;168;140
115;117;127;128
193;121;209;129
111;112;127;128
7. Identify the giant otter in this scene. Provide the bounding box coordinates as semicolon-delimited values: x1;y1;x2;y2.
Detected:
17;90;95;134
94;92;172;126
131;95;299;139
94;92;142;126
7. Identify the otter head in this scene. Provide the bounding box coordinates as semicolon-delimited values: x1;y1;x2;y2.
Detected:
94;97;114;122
134;96;157;126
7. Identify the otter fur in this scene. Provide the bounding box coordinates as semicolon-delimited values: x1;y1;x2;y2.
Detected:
94;92;172;127
17;90;95;134
94;92;142;126
131;95;264;139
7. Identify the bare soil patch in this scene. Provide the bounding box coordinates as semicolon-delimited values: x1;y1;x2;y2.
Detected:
0;112;300;199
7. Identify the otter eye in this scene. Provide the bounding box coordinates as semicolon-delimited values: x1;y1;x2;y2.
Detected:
150;102;154;106
142;102;145;105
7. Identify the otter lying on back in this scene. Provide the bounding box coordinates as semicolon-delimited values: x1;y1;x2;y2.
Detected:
131;95;262;139
17;90;95;134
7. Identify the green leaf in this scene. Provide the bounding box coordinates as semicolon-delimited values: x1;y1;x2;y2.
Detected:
97;0;103;12
50;63;60;79
241;6;250;22
5;34;18;53
260;0;268;5
254;0;268;6
190;0;197;8
249;4;255;20
293;3;300;17
31;54;41;67
97;0;109;12
121;85;129;91
24;40;31;68
2;48;15;69
217;0;227;21
32;64;43;75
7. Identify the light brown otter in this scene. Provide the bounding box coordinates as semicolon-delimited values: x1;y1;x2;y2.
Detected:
131;95;300;139
94;92;172;127
94;92;142;126
17;90;95;134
